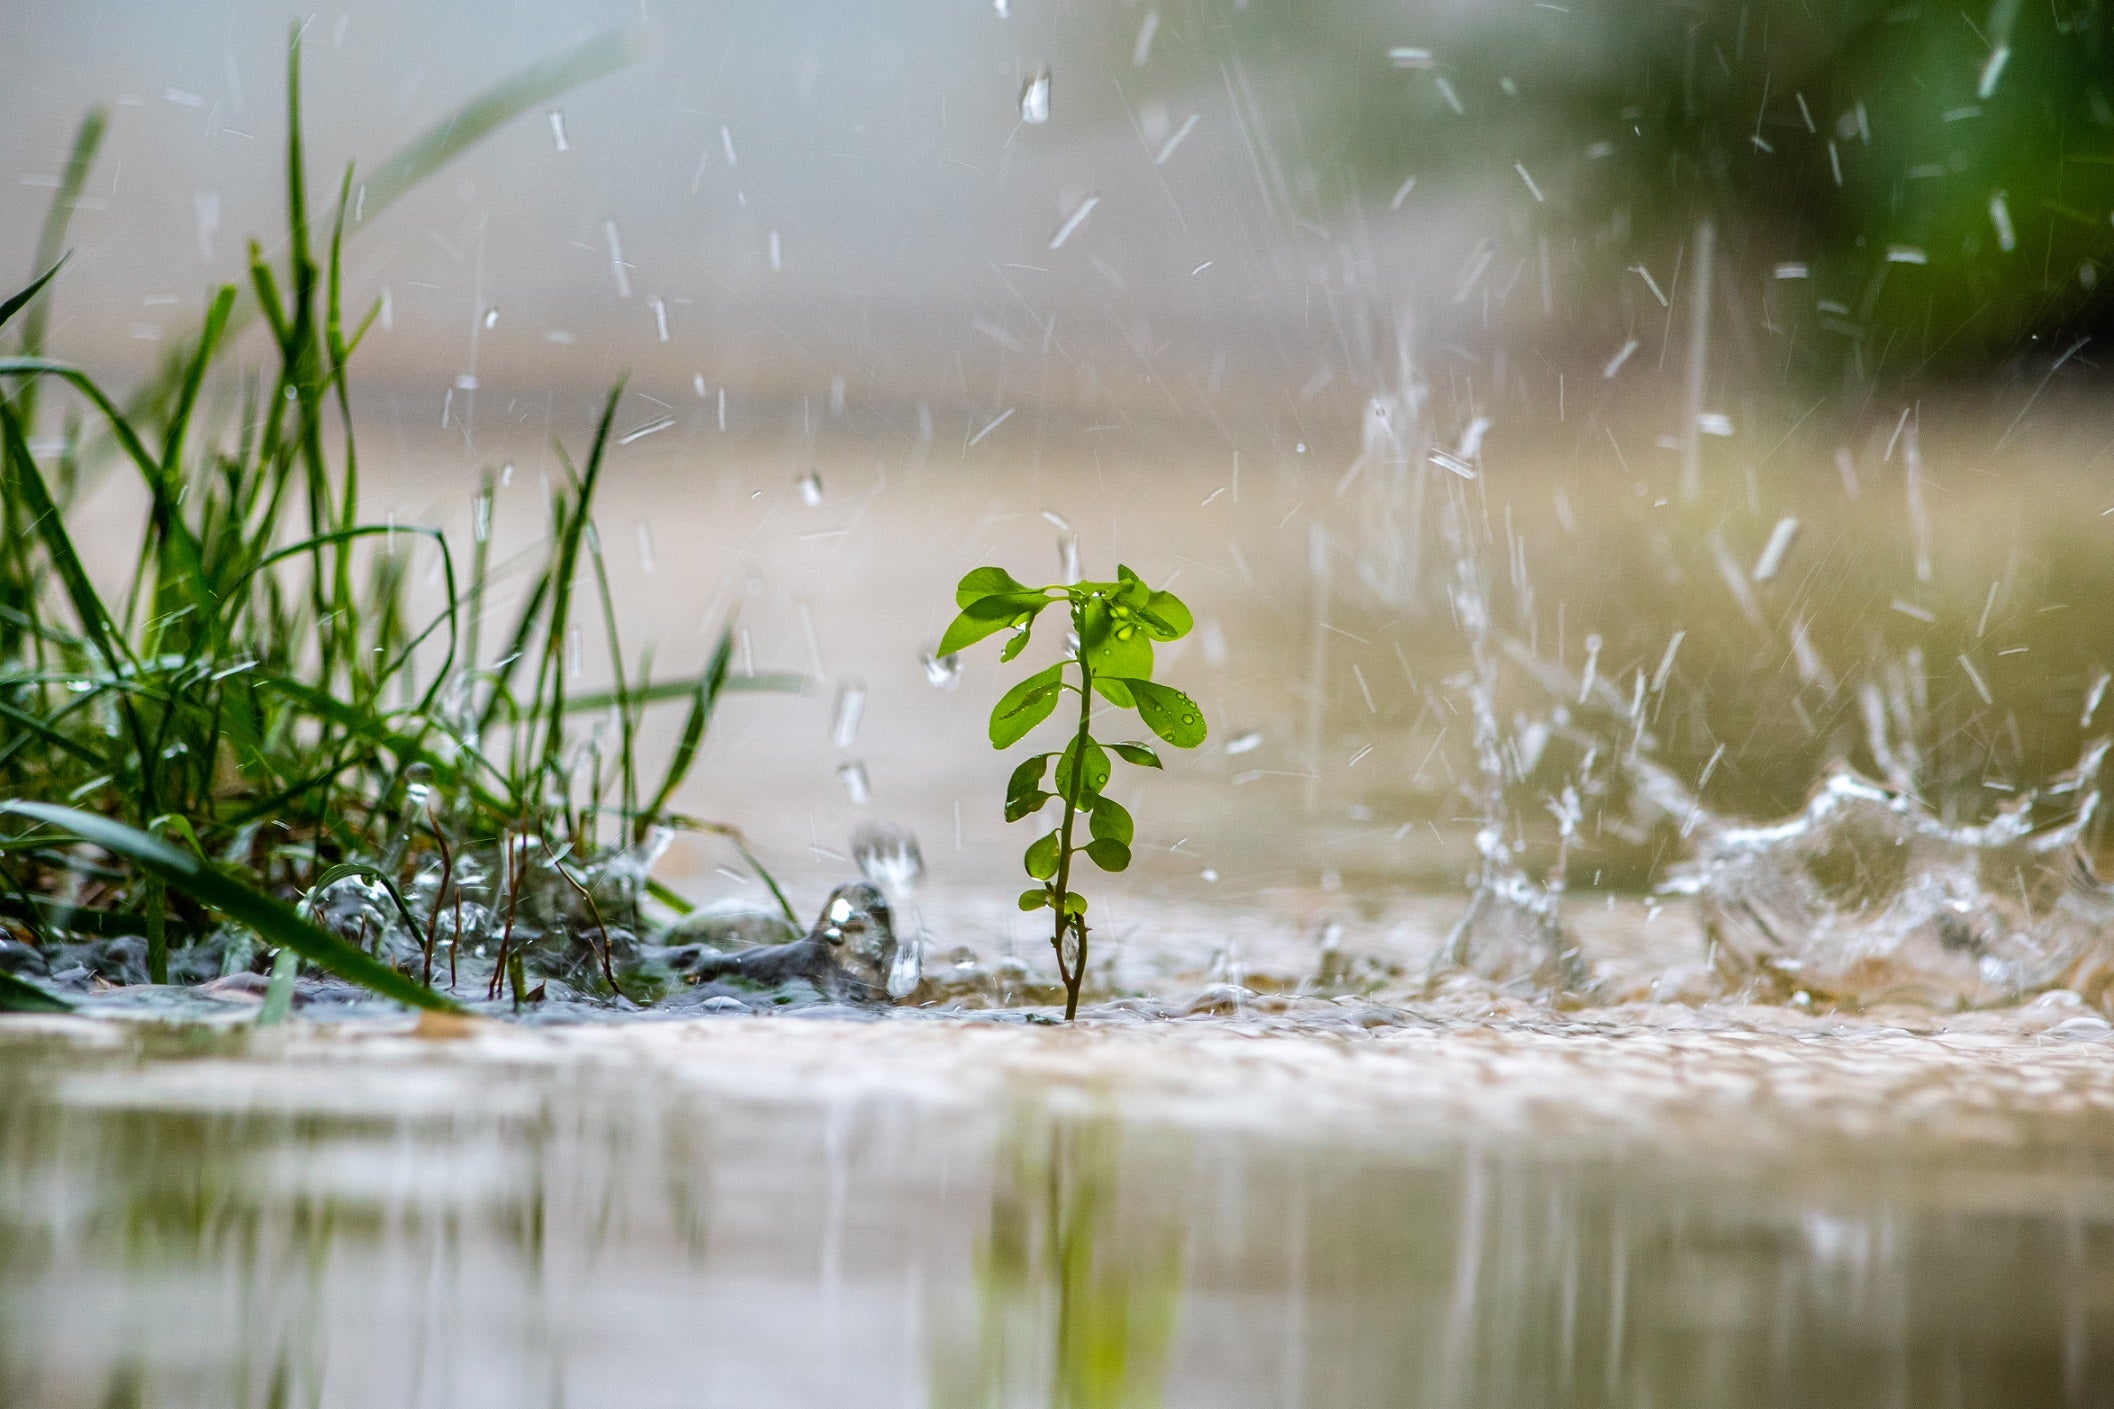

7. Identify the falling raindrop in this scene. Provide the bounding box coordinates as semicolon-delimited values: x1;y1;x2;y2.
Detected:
832;682;866;749
482;307;498;330
922;652;962;689
837;761;871;806
1225;730;1263;756
547;111;568;152
798;472;824;506
1020;68;1050;125
1057;533;1080;584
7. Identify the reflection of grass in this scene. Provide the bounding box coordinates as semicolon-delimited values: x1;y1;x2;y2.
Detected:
933;1111;1183;1409
0;29;794;1007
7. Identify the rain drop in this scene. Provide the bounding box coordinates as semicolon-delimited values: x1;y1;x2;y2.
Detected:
922;652;963;689
1020;68;1050;125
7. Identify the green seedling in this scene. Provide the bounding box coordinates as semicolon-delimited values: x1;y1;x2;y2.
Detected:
940;564;1207;1020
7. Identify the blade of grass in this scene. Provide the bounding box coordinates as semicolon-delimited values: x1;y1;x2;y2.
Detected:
256;945;299;1024
0;402;158;821
352;30;640;222
0;256;70;339
0;801;462;1012
640;625;734;834
0;970;73;1014
119;31;639;434
564;670;805;712
13;106;106;436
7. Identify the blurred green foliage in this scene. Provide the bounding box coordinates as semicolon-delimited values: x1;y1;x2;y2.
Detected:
1349;0;2114;373
1111;0;2114;375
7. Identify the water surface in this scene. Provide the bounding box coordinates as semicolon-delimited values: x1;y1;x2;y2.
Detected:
3;1004;2110;1408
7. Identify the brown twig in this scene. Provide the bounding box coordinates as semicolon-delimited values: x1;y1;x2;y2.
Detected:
488;832;520;1002
422;812;454;989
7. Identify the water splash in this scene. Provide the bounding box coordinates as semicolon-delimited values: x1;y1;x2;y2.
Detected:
853;822;925;997
1663;750;2114;1009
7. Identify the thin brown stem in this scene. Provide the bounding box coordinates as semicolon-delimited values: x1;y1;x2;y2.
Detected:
422;812;453;989
489;832;519;1002
551;839;627;1002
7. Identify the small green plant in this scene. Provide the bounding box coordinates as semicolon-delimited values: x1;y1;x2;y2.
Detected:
0;25;796;1012
941;564;1206;1020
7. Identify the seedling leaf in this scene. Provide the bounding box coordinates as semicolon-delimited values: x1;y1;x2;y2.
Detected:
1089;794;1134;845
940;594;1045;658
1114;678;1207;748
1005;754;1053;822
955;565;1031;608
1140;589;1194;639
1024;830;1061;880
1108;742;1163;769
1084;838;1131;873
1054;736;1111;800
989;663;1064;747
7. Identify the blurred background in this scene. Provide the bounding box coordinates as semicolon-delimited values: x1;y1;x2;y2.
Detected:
9;0;2114;923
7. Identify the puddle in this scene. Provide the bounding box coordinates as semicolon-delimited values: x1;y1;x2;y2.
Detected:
1;1010;2110;1406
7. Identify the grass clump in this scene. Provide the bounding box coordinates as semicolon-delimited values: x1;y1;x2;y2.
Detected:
0;28;791;1013
941;563;1207;1019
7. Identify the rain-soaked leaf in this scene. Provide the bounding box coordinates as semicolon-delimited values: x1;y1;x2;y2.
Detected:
1090;793;1134;845
1084;837;1131;873
1108;741;1162;769
1113;678;1207;748
940;593;1046;659
956;565;1030;608
1006;754;1053;821
1054;735;1111;799
1139;588;1193;640
989;663;1064;747
1024;830;1061;880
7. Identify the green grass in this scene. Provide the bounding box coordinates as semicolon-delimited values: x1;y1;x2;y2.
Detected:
0;27;794;1012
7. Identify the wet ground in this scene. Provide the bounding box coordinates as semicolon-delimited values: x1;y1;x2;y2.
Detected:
4;954;2113;1408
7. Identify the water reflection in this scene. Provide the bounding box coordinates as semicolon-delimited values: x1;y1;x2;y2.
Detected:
0;1021;2108;1406
931;1113;1182;1409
